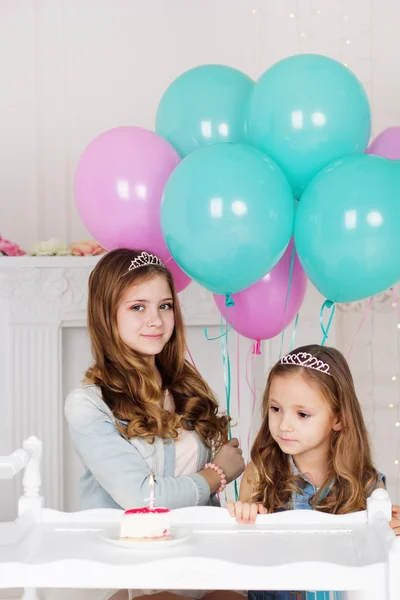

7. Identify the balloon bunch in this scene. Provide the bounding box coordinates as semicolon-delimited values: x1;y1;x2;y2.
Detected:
75;54;400;343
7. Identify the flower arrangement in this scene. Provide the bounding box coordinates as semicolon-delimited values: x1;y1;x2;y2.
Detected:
69;239;106;256
0;234;26;256
30;238;70;256
0;235;106;257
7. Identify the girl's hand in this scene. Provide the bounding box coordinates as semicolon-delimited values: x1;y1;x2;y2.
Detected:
213;438;245;483
390;504;400;536
225;500;267;524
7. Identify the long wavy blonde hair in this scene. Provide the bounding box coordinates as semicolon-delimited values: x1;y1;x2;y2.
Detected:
250;344;379;514
85;248;229;449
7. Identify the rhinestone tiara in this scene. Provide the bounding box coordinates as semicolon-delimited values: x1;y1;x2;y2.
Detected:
127;251;164;272
280;352;331;376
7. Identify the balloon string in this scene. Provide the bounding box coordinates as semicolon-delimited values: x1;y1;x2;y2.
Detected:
320;300;336;346
248;346;258;456
204;294;235;340
279;243;296;359
220;318;231;431
246;342;258;459
289;312;300;352
205;295;238;500
204;324;233;341
186;345;197;369
346;297;373;359
245;343;256;397
219;317;238;501
236;333;242;449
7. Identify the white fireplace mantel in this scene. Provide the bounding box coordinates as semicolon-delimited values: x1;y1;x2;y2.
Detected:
0;257;398;519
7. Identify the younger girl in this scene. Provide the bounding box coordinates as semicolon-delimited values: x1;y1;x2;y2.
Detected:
65;248;245;600
227;344;400;599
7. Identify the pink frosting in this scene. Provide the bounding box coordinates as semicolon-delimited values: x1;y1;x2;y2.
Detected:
124;507;170;515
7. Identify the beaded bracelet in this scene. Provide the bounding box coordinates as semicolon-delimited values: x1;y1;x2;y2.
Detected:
204;462;227;493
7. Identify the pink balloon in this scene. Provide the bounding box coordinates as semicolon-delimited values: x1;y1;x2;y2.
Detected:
75;126;191;290
213;241;307;341
367;127;400;159
74;126;180;255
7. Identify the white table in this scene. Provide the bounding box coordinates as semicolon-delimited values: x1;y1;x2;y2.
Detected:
1;437;400;600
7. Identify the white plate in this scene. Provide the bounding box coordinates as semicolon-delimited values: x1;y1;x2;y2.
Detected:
100;525;193;550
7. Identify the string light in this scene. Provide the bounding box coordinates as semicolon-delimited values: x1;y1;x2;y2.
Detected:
366;0;373;106
251;8;257;15
391;287;400;501
293;0;305;55
340;1;350;66
390;404;395;408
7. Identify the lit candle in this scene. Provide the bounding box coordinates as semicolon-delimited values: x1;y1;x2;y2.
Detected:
149;474;155;510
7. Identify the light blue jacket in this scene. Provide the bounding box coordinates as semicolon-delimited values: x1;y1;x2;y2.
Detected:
65;385;216;511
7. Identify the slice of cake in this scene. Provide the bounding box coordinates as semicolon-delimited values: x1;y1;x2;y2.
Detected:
120;507;171;542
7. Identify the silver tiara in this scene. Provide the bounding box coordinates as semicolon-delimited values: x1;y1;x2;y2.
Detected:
280;352;331;376
128;251;164;272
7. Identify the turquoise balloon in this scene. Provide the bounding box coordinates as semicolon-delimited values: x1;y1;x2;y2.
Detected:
156;65;254;158
161;143;294;295
294;154;400;303
247;54;371;198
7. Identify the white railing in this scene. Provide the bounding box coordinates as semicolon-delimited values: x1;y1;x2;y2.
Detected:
0;436;44;522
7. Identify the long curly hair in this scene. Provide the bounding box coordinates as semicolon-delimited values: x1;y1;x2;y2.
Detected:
85;248;229;449
250;344;379;514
